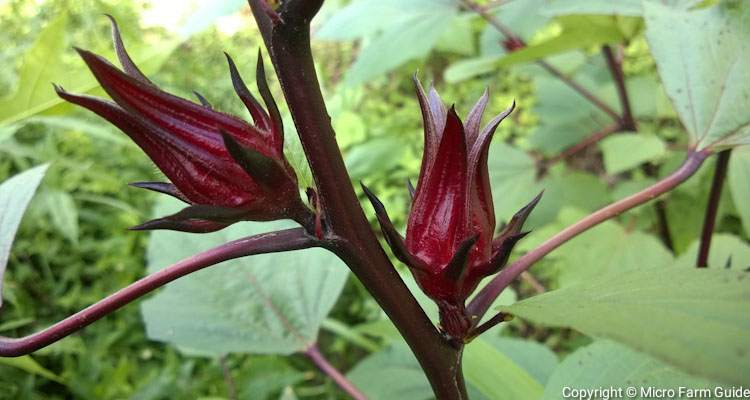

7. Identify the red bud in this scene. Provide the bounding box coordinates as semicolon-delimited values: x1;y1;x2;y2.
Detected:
57;18;310;232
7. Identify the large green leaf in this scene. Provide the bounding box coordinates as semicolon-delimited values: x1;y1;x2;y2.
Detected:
598;133;667;174
463;338;545;400
317;0;457;85
140;198;348;356
444;57;502;84
497;16;632;67
348;337;556;400
0;164;49;307
0;15;179;127
729;146;750;237
528;62;616;156
347;343;433;400
479;0;551;57
500;266;750;385
487;143;609;229
542;341;720;400
541;0;642;17
540;0;705;17
673;234;750;270
643;1;750;150
543;209;673;287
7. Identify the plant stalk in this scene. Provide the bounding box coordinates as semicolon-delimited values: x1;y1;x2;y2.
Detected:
246;1;467;398
468;149;710;320
305;344;368;400
602;45;636;130
697;150;732;268
0;228;315;357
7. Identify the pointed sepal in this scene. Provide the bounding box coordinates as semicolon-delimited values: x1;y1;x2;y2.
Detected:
225;52;270;131
129;182;190;203
106;14;152;85
193;91;212;108
493;191;543;251
221;131;289;188
255;50;284;153
444;235;478;283
483;231;530;276
361;183;428;272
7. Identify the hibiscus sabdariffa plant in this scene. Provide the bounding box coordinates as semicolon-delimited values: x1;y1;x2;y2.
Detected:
363;78;540;340
0;1;722;399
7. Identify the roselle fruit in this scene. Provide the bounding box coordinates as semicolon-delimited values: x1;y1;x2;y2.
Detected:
56;17;310;233
364;77;541;339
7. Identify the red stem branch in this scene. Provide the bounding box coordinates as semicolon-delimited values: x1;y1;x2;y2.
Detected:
0;228;316;357
602;45;636;130
305;343;368;400
697;149;732;268
468;149;710;320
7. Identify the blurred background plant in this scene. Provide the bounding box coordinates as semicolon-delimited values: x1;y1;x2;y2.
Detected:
1;0;748;399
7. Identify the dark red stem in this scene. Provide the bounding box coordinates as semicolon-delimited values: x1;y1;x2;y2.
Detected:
246;1;467;399
696;150;732;268
0;228;316;357
468;149;710;320
602;45;636;130
305;344;368;400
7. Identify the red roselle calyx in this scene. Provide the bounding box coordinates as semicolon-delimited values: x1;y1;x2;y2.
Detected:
56;17;312;233
363;76;541;340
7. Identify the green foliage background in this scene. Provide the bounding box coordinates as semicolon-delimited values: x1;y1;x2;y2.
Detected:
1;0;748;399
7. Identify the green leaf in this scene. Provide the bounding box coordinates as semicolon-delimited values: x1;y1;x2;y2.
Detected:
435;15;475;56
345;137;406;181
481;336;558;386
178;0;246;37
348;337;555;400
316;0;404;40
444;56;501;84
643;1;750;150
347;342;433;400
344;11;455;85
0;124;20;143
673;234;750;269
319;0;458;85
332;111;367;150
140;198;348;356
0;16;73;126
39;190;79;244
541;0;643;17
463;338;544;400
728;146;750;237
0;15;180;127
501;266;750;385
30;116;131;146
546;209;674;287
528;65;616;156
488;143;609;229
0;355;64;384
599;133;667;174
497;16;631;67
479;0;551;57
0;164;48;307
542;340;720;400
